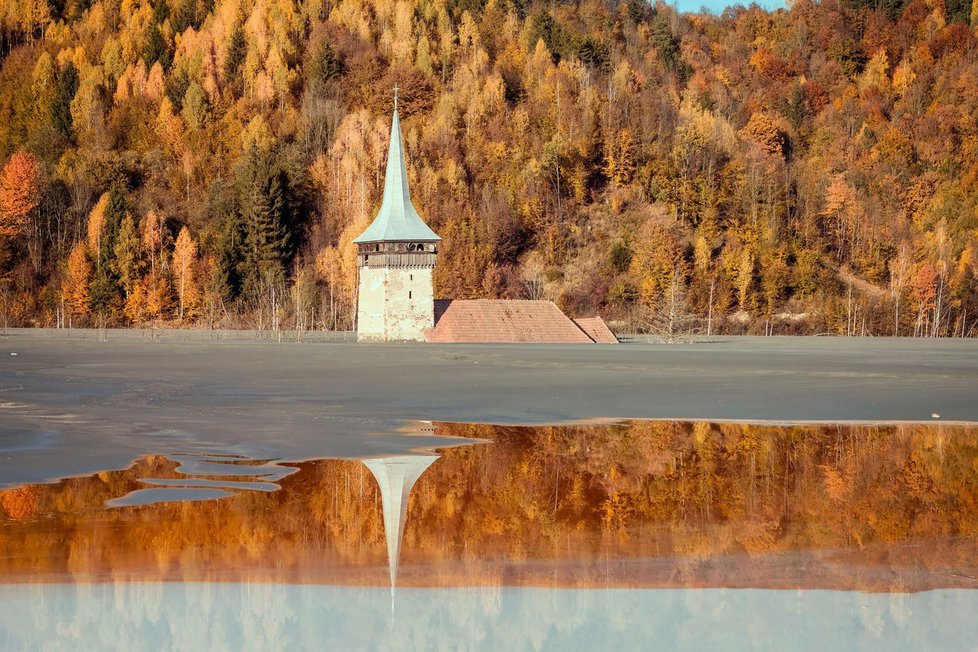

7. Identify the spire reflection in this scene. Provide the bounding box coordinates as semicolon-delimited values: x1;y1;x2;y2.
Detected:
363;455;440;590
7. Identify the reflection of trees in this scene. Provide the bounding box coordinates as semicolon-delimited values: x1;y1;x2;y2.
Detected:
2;421;978;590
0;456;391;584
0;485;38;520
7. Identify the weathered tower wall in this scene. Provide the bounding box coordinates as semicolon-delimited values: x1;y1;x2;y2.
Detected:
357;266;434;342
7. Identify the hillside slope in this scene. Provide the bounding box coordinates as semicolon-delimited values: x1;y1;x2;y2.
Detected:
0;0;975;335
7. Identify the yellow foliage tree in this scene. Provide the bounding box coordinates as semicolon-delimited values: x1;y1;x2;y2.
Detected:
124;279;148;323
63;242;91;322
315;245;344;329
604;128;635;188
172;226;199;321
141;210;165;274
629;216;684;307
86;193;109;259
144;271;173;321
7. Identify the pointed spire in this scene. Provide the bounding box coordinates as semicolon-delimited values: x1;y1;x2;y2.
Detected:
353;103;440;244
363;455;439;589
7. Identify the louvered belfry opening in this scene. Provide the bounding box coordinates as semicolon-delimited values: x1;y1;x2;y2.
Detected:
356;241;437;269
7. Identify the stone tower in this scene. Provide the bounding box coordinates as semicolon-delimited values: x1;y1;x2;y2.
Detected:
354;103;440;342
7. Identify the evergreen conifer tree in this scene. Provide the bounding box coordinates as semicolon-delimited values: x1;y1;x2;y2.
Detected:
51;63;78;142
241;150;289;301
224;21;246;97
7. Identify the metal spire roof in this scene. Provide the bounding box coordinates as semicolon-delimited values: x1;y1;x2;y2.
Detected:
353;109;440;244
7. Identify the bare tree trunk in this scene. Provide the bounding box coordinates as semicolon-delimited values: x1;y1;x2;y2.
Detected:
846;283;853;336
178;272;185;321
894;295;900;337
707;277;715;337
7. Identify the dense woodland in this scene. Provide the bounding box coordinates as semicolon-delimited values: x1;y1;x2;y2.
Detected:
0;0;976;334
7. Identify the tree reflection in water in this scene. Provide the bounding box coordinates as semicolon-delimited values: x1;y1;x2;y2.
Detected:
2;421;978;592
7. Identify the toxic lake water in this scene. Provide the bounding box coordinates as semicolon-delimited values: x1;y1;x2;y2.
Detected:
3;420;978;649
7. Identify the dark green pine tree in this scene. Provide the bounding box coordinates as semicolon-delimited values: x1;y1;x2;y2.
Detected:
241;155;289;302
224;20;246;97
151;0;169;24
89;187;128;319
51;63;79;143
171;0;200;34
306;40;343;92
143;23;172;71
649;13;690;80
212;212;244;303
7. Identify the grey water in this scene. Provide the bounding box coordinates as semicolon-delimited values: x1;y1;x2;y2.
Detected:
1;584;976;651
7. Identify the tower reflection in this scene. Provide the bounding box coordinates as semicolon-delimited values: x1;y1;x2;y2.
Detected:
362;455;440;590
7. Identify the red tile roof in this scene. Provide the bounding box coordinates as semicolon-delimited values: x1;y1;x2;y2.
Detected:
571;317;619;343
427;300;596;343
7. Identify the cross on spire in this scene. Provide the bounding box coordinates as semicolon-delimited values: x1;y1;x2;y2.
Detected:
393;83;399;112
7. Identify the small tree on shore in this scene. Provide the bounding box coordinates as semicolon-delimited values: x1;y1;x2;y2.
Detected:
172;226;199;321
63;242;91;325
647;276;699;343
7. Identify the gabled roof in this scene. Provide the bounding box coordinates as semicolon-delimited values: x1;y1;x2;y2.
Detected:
353;110;440;244
571;317;619;343
426;300;597;343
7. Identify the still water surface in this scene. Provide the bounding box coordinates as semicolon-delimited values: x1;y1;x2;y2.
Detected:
2;421;978;648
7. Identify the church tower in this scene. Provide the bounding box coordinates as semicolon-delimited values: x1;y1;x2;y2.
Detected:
354;96;440;342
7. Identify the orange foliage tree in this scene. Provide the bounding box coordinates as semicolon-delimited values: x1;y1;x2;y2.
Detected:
63;242;91;323
0;151;39;239
0;151;40;269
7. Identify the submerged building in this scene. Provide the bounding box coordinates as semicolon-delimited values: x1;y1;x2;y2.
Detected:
353;105;440;342
354;101;616;344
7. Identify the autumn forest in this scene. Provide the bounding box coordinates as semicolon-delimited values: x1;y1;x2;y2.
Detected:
0;0;976;334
